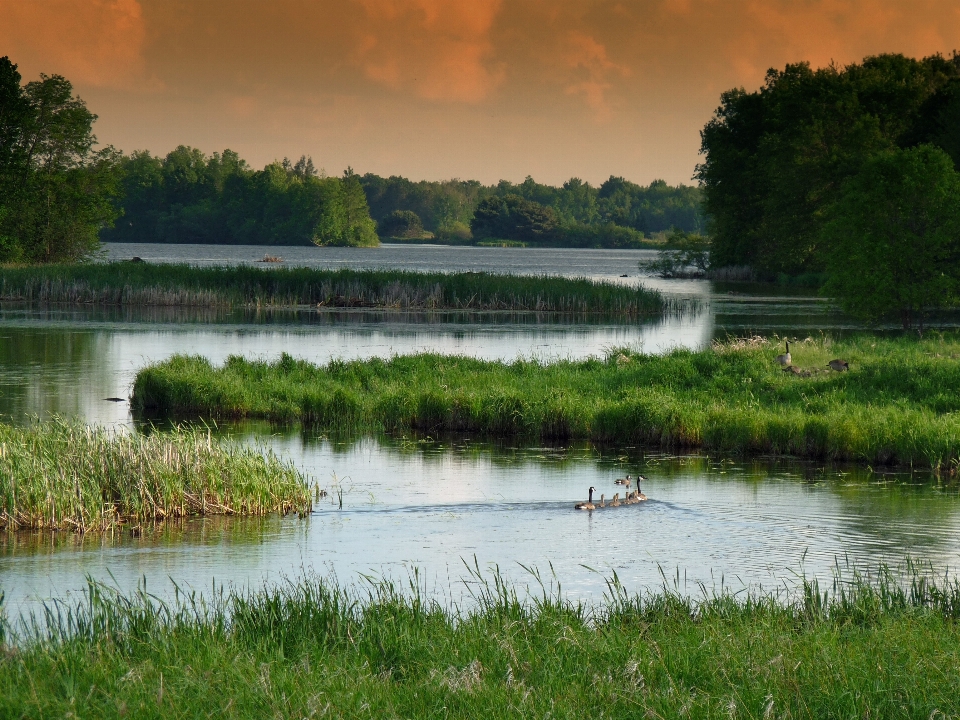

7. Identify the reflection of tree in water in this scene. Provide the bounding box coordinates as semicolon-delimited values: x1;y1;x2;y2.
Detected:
0;328;106;422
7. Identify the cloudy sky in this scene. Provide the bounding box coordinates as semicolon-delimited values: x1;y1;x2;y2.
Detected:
2;0;958;185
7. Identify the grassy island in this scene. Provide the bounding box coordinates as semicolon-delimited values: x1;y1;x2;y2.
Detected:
0;420;310;532
133;336;960;469
0;263;664;315
2;567;960;717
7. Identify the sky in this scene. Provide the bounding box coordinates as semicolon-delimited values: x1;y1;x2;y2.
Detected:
2;0;959;186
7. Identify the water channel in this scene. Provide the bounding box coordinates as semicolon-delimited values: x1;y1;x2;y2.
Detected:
2;243;959;619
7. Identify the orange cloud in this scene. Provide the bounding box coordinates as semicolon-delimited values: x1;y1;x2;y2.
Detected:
354;0;505;103
564;31;630;120
0;0;145;88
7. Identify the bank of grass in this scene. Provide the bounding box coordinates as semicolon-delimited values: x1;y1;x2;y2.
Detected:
2;564;960;717
0;263;664;315
134;335;960;469
0;420;310;532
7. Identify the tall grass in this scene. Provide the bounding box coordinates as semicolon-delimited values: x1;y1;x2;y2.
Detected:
0;263;664;314
133;335;960;469
0;419;310;532
2;562;960;717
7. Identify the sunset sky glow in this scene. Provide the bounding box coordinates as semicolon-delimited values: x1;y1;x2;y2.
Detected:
3;0;959;185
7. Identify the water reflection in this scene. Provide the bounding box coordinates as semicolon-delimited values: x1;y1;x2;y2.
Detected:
3;435;958;619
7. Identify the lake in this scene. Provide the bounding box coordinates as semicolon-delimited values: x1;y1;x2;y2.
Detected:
1;243;958;619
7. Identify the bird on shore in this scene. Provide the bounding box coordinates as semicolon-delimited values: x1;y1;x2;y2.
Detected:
775;340;792;366
575;487;597;510
827;359;849;372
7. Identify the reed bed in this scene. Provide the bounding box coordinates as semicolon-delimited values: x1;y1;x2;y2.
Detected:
0;420;310;532
2;562;959;717
0;263;664;315
134;335;960;469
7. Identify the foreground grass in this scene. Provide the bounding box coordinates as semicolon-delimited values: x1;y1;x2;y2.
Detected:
0;420;310;531
134;335;960;469
0;263;664;315
2;565;959;718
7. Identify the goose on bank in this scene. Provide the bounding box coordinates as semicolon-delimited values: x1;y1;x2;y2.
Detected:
827;359;850;372
575;487;597;510
775;341;792;366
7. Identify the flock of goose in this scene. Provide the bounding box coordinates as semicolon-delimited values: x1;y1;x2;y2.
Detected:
776;340;850;375
574;475;648;511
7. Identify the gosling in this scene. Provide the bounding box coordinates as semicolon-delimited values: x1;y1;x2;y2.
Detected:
827;359;849;372
575;486;597;511
610;493;621;507
775;340;792;366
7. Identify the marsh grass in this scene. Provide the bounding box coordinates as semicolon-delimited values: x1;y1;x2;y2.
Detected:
0;419;310;532
134;334;960;469
0;263;664;315
2;562;959;717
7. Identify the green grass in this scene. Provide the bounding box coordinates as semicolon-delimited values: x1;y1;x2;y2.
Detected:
0;263;664;314
0;419;310;532
132;335;960;469
2;563;960;718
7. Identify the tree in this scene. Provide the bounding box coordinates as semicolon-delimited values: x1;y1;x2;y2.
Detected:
698;53;960;275
470;194;558;243
821;145;960;332
0;57;120;262
378;210;423;238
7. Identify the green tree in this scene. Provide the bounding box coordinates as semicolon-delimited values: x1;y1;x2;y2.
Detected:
699;53;960;275
821;145;960;332
378;210;424;238
470;194;558;243
0;58;119;262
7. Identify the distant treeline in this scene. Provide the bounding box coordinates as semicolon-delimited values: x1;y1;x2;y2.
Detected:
360;174;704;246
700;52;960;274
102;150;378;247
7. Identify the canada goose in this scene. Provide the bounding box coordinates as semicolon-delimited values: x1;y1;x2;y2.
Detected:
575;487;597;510
611;493;621;507
775;341;791;366
782;365;801;375
615;475;631;486
827;359;849;372
599;494;606;508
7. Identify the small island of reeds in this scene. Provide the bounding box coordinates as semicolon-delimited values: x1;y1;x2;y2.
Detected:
0;420;310;532
0;263;665;315
2;564;960;717
133;335;960;470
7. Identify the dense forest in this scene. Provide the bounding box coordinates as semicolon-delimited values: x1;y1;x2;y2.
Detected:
360;173;704;246
102;150;378;247
699;52;960;274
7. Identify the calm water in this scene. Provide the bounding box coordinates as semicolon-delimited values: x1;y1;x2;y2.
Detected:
2;244;958;616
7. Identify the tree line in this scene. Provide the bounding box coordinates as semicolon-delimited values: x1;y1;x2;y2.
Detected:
102;150;378;247
361;173;704;247
698;51;960;330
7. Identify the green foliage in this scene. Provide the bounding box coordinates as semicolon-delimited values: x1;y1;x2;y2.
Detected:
135;335;960;469
103;152;379;247
359;172;706;245
0;56;120;263
822;146;960;331
0;418;309;531
470;194;559;242
3;564;960;718
0;263;664;314
641;229;711;277
378;209;424;238
699;52;960;274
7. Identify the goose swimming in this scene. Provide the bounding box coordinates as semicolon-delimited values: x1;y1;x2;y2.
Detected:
575;487;597;511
